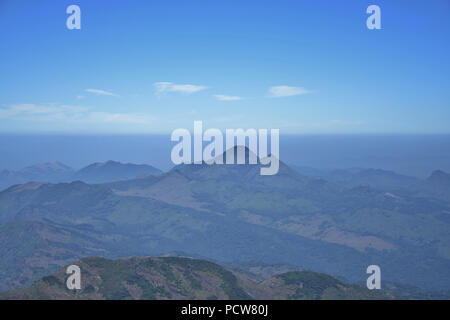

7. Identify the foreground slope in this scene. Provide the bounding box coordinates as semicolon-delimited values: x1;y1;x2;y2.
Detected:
0;257;391;300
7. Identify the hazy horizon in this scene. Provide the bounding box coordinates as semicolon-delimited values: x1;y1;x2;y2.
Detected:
1;133;449;177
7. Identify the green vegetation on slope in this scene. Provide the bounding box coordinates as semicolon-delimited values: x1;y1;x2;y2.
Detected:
0;257;393;300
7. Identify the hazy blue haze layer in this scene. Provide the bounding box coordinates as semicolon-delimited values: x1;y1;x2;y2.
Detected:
1;134;449;177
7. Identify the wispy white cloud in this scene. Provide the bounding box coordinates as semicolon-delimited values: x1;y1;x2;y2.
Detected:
0;104;154;124
154;82;207;95
85;88;120;97
213;94;242;101
268;86;311;98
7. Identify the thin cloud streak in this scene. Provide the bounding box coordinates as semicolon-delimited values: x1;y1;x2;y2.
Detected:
154;82;207;95
213;94;242;101
268;86;311;98
0;104;154;124
85;89;120;97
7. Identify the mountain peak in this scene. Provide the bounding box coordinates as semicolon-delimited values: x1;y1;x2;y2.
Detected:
89;160;119;168
20;162;73;173
427;170;450;183
75;161;162;183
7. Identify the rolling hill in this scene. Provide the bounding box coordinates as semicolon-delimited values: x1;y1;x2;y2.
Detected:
0;256;392;300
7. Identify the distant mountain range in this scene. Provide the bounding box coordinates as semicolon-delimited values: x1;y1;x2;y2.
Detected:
0;161;162;190
0;256;393;300
73;161;162;183
0;162;74;190
0;150;449;295
291;166;420;190
291;166;450;202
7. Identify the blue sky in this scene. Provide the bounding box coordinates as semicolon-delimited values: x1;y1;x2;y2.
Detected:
0;0;449;134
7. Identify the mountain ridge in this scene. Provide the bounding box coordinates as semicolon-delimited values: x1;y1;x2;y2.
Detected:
0;256;393;300
0;161;163;190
